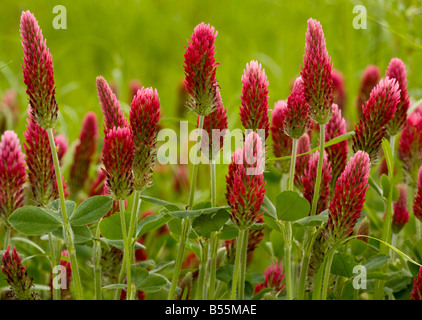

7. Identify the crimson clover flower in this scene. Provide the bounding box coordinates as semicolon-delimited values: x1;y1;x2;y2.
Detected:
356;65;380;116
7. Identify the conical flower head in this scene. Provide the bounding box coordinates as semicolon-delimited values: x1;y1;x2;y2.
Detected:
20;11;58;129
325;104;349;192
0;131;27;222
226;132;266;229
198;88;228;160
102;127;134;200
300;18;333;124
271;100;292;174
327;151;371;242
129;87;160;192
386;58;410;136
254;262;285;295
331;69;346;111
399;111;422;187
356;65;380;116
413;167;422;222
1;246;40;300
183;22;219;116
411;267;422;300
240;60;270;139
284;77;311;139
352;78;400;163
391;184;409;234
294;134;311;192
96;76;128;133
69;112;98;195
302;150;332;215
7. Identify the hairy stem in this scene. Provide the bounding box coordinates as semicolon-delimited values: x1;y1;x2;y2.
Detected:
49;232;61;300
208;231;219;300
238;228;249;300
310;124;325;216
94;224;102;300
119;199;132;300
195;240;208;300
231;228;246;300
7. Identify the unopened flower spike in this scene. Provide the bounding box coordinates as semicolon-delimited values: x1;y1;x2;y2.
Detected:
413;167;422;222
331;69;346;111
356;65;380;116
294;134;311;192
254;262;285;295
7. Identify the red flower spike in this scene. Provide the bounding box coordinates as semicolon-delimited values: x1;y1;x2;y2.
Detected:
331;69;346;111
352;78;400;163
357;216;370;243
240;60;270;139
327;151;371;242
413;167;422;222
325;104;348;192
294;134;311;192
54;134;68;165
0;131;27;222
129;87;160;192
20;11;58;129
411;267;422;300
399;111;422;187
102;127;134;200
302;150;332;215
183;22;219;116
226;132;266;229
254;262;285;295
1;246;40;300
284;77;312;139
386;58;410;136
129;79;142;102
271;100;292;174
199;88;228;160
0;89;20;133
356;65;380;116
89;170;107;197
69;112;98;195
300;18;333;124
391;184;409;234
96;76;128;133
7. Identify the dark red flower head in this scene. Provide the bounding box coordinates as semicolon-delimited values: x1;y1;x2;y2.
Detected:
271;100;292;173
102;127;134;200
391;184;409;234
331;69;346;111
183;22;219;116
386;58;409;136
20;11;58;129
357;65;380;116
411;267;422;300
240;60;270;139
0;131;27;221
254;261;285;295
413;167;422;222
352;78;400;163
300;18;333;124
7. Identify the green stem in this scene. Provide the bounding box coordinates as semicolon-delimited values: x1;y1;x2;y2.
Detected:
168;217;190;299
188;115;204;208
238;228;248;301
210;159;216;207
3;226;11;250
119;199;133;300
208;231;219;300
47;128;83;300
321;249;335;300
231;229;247;300
94;224;102;300
114;258;126;300
310;124;325;216
297;228;318;300
195;240;208;300
128;190;141;263
49;232;61;300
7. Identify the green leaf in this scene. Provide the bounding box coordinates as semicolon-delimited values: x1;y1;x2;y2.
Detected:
413;238;422;262
350;239;368;256
219;222;239;240
275;191;310;221
136;212;173;237
169;206;230;220
103;284;127;290
137;275;168;293
364;255;390;272
131;266;149;288
47;200;77;222
101;239;145;251
168;219;198;240
8;206;62;236
293;209;329;227
99;211;131;240
381;138;394;178
69;195;113;226
192;209;230;238
385;274;412;293
216;265;234;283
331;253;357;278
263;215;282;233
262;195;277;219
139;195;182;211
53;225;92;244
269;230;284;257
10;237;46;254
368;176;383;198
380;174;391;198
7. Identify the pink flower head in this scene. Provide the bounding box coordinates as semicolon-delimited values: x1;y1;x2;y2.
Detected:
183;22;219;116
129;87;160;192
399;110;422;187
271;100;292;173
325;104;349;191
254;262;285;295
357;65;380;116
294;134;311;192
20;11;58;129
413;167;422;222
391;184;409;234
352;78;400;163
226;132;266;229
283;77;311;139
69;112;98;195
327;151;371;242
96;76;128;133
102;127;134;200
240;60;270;139
199;87;228;160
0;131;27;221
300;18;333;124
386;58;410;136
411;267;422;300
54;134;68;165
331;69;346;111
1;246;40;300
302;150;332;215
